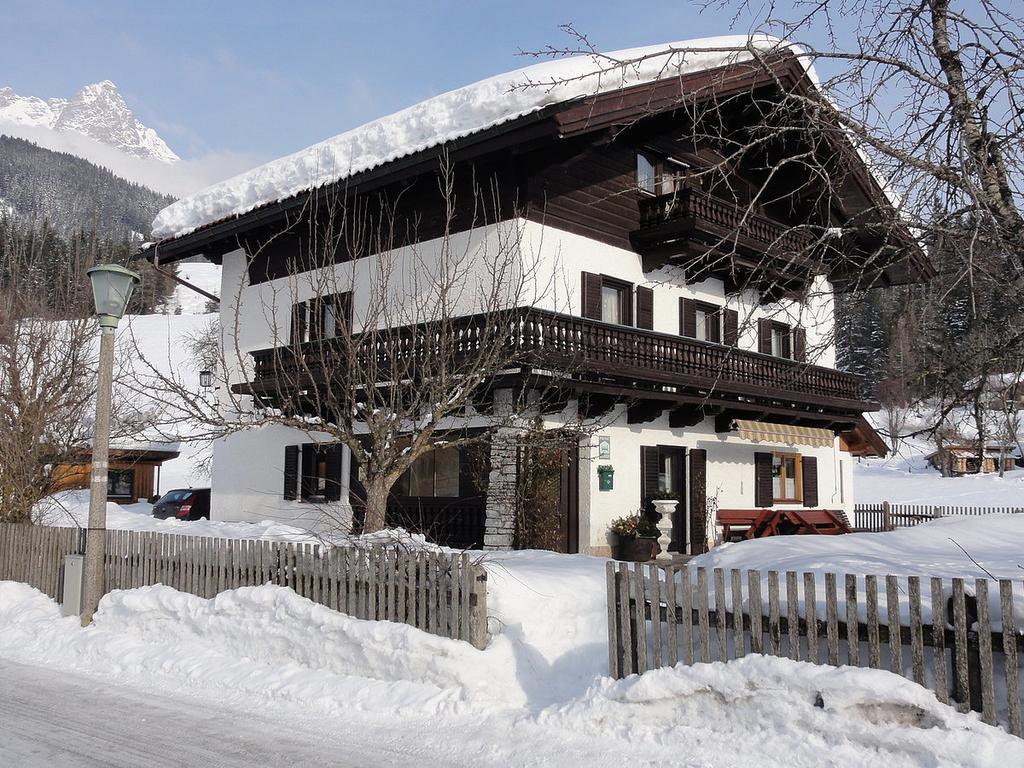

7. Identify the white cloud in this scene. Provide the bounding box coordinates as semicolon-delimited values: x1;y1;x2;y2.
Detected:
0;121;264;198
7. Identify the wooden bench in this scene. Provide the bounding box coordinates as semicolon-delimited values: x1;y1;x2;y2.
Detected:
717;508;852;540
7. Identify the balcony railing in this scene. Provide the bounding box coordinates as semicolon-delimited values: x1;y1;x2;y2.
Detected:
634;188;815;259
246;308;865;408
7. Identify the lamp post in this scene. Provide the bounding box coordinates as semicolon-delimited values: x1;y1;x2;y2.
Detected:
81;264;140;625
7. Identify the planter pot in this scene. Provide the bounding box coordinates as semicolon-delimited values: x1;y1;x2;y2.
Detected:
613;535;658;562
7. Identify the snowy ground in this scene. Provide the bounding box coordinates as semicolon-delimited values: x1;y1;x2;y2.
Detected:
854;449;1024;505
1;579;1017;767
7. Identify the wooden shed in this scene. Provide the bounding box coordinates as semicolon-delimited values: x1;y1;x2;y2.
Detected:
53;442;181;502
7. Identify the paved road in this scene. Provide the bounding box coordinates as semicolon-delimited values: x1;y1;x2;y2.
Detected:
0;658;438;767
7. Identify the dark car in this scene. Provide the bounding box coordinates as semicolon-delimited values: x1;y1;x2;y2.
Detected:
151;488;211;521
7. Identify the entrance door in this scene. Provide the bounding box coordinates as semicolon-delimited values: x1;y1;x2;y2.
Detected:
641;446;686;552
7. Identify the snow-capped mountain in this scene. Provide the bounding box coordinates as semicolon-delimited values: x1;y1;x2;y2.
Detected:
0;80;178;163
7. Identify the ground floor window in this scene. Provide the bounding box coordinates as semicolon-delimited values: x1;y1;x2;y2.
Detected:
394;446;460;497
107;468;134;498
772;453;802;503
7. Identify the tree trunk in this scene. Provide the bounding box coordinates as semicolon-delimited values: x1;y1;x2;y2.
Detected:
362;478;390;534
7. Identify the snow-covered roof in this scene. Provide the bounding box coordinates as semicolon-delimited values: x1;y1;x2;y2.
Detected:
151;35;803;241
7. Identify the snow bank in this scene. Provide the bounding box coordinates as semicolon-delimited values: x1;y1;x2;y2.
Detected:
2;581;1019;767
152;36;800;240
546;655;1020;765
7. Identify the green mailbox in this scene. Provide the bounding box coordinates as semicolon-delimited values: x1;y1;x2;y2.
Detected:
597;464;614;491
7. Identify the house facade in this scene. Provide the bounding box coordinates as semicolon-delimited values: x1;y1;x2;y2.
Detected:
142;40;918;555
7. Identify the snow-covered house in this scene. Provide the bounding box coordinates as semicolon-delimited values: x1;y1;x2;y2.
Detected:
139;38;924;556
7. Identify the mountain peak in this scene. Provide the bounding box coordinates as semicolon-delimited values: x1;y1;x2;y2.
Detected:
0;81;178;164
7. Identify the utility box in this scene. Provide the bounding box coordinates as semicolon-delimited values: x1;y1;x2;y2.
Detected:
597;465;614;492
61;553;84;618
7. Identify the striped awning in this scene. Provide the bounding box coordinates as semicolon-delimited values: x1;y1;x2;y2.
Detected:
734;420;834;448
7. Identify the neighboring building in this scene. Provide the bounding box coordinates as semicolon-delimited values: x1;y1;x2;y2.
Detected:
139;38;924;555
926;444;1017;477
54;441;181;502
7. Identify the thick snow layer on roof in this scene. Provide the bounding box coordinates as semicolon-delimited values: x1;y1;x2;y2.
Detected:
152;35;798;240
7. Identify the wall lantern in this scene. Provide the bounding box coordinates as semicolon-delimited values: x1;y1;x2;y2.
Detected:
199;370;214;389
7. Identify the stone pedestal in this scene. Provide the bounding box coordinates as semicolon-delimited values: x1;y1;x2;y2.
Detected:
652;499;676;562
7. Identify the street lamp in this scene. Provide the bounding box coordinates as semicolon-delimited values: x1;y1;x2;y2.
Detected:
81;264;140;625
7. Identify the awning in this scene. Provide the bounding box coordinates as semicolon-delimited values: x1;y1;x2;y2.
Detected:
734;420;834;448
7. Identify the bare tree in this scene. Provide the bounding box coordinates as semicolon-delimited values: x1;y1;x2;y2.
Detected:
133;157;603;537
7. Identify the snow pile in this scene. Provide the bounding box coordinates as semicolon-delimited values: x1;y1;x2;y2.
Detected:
152;36;800;239
1;580;1019;766
546;655;1017;765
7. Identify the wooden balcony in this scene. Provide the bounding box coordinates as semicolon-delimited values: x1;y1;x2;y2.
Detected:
245;308;866;414
631;189;819;280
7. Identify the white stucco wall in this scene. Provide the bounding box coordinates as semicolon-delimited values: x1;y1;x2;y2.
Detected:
210;423;352;532
579;405;849;554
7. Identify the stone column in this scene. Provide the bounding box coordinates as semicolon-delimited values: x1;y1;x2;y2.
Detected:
483;430;518;550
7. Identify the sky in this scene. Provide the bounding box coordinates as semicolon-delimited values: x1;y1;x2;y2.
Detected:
0;0;785;169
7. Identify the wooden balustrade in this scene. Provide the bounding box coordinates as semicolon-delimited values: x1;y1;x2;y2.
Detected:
636;188;814;256
247;308;864;406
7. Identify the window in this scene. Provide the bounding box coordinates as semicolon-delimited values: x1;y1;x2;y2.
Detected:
694;304;720;343
601;284;624;325
636;152;689;196
300;443;343;502
394;447;460;497
107;469;135;498
771;453;802;503
291;292;352;345
771;326;788;358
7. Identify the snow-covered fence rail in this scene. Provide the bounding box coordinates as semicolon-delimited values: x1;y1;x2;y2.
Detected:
0;524;489;648
607;561;1023;737
854;502;1024;532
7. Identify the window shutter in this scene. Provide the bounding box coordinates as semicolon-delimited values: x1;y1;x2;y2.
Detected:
621;282;634;327
781;326;792;359
641;446;660;502
754;452;773;507
757;318;773;355
300;443;316;500
793;327;807;362
688;449;707;555
324;444;344;501
723;308;739;346
801;455;818;507
291;303;306;346
680;298;697;337
283;445;299;500
635;286;654;330
581;272;602;320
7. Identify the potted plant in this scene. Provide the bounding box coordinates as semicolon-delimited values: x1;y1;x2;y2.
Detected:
609;512;659;561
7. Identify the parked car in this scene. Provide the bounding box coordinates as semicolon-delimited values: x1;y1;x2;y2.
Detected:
151;488;211;521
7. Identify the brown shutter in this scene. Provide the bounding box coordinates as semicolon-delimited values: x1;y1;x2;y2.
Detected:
641;446;660;503
723;308;739;346
581;272;602;320
324;444;343;501
680;298;697;337
754;451;773;507
621;282;634;327
801;455;818;507
793;327;807;362
291;303;306;346
781;326;792;359
300;443;316;500
688;448;707;554
283;445;299;500
635;286;654;330
757;318;773;355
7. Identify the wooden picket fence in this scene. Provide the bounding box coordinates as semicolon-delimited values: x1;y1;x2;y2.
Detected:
854;502;1024;531
607;561;1024;737
0;523;489;648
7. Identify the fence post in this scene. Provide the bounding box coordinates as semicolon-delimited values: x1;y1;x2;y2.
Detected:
468;565;489;650
934;506;945;519
882;501;893;531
